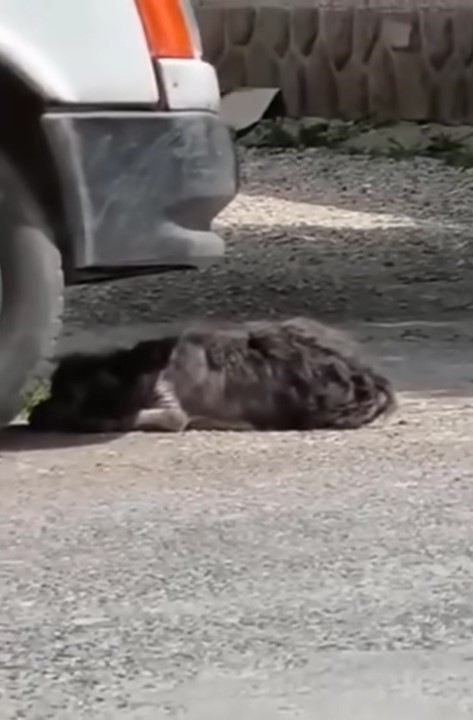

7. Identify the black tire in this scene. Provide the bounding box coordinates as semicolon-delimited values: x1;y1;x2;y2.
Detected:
0;153;64;427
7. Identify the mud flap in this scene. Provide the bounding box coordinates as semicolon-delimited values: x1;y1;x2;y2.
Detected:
220;87;282;138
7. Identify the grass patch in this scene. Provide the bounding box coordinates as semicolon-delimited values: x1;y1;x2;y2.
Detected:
424;131;473;167
238;118;473;169
19;381;50;420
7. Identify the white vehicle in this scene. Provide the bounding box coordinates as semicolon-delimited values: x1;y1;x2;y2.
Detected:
0;0;237;427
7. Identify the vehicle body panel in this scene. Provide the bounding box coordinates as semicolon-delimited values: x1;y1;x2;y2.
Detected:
157;58;221;113
0;0;159;103
0;0;237;281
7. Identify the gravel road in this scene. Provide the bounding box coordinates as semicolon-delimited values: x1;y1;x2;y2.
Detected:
2;147;473;718
64;147;473;333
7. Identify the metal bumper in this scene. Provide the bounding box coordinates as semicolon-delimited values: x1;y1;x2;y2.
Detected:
41;109;238;278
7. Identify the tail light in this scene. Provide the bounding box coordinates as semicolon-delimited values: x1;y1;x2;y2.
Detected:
135;0;202;59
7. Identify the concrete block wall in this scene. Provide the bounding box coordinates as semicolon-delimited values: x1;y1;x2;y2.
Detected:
194;0;473;123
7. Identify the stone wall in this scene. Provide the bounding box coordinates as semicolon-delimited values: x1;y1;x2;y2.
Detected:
194;0;473;123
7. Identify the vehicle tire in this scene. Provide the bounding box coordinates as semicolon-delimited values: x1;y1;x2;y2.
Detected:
0;152;64;427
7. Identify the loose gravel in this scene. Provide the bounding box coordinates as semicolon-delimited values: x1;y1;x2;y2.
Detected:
64;147;473;333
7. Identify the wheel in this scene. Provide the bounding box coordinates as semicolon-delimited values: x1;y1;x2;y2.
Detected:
0;153;64;427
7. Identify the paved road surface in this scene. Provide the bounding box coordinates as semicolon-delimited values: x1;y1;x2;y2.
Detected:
2;148;473;718
2;321;473;719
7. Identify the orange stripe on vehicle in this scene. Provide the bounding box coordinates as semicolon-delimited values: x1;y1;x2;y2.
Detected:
135;0;193;58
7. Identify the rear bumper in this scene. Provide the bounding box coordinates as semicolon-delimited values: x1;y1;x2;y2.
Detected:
41;109;238;279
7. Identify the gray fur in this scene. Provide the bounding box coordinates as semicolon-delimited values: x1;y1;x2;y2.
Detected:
28;317;396;434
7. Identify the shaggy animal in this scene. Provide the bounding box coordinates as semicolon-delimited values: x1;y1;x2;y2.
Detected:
28;317;396;433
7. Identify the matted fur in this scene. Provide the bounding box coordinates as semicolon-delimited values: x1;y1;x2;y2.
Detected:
28;317;396;433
